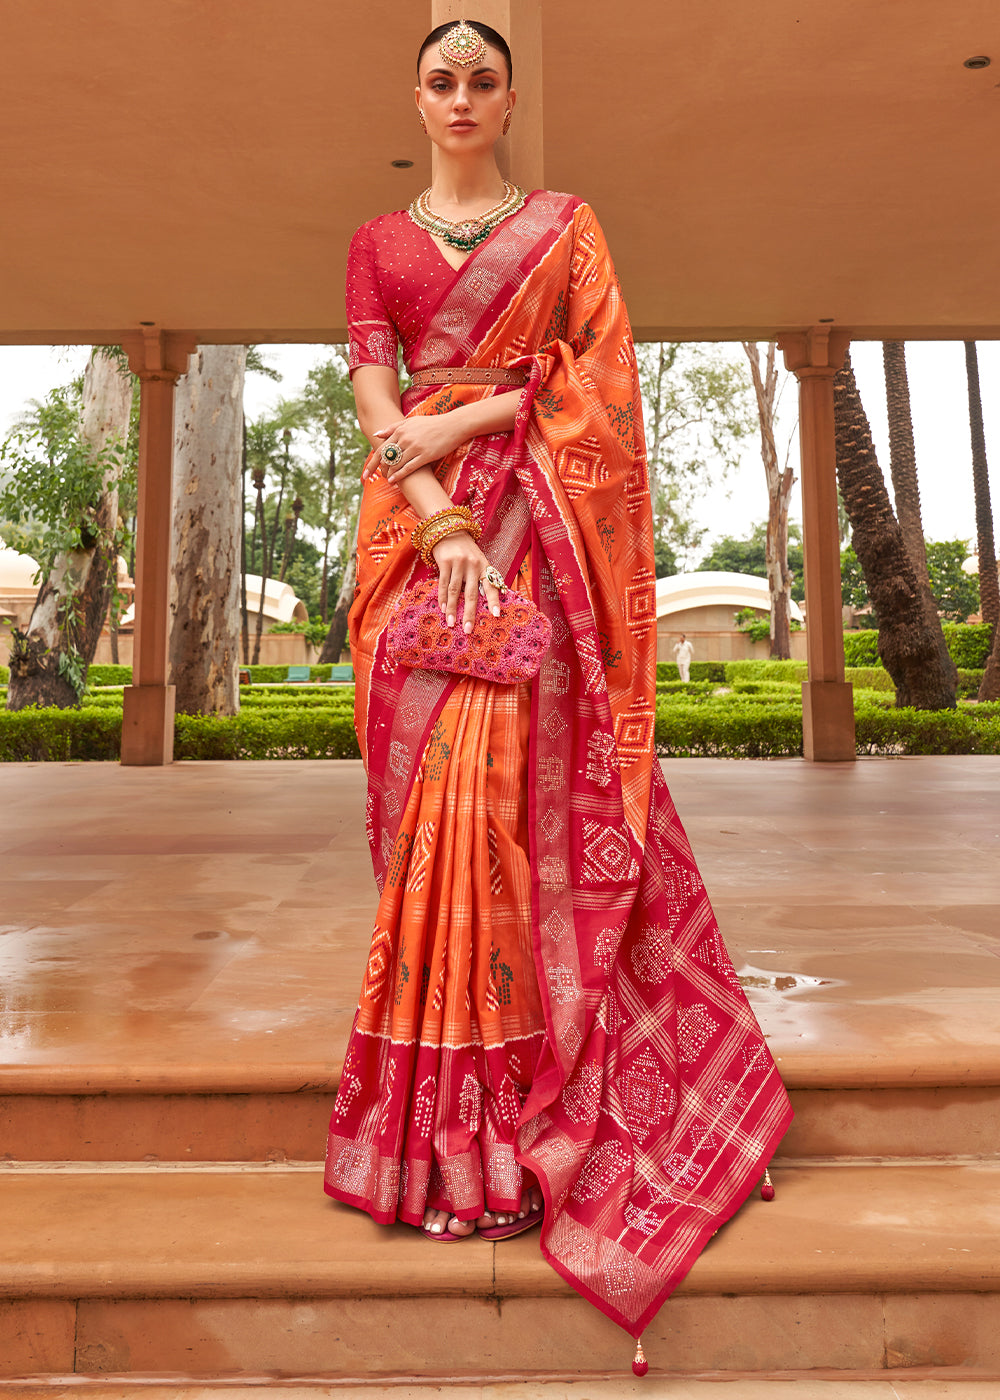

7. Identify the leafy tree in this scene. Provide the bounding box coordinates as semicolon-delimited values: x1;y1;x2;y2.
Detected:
654;536;678;579
742;340;796;657
925;540;979;623
0;354;134;707
635;343;756;569
697;523;806;603
841;546;869;610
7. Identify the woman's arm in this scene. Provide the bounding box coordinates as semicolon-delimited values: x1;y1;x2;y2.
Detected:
351;365;509;631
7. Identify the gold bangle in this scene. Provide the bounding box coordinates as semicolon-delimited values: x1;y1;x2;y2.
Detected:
411;504;477;558
418;516;482;568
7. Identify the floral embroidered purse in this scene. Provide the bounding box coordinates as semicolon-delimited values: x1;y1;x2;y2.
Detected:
386;577;552;685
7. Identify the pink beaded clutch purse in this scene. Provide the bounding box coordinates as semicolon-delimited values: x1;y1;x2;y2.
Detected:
386;577;552;684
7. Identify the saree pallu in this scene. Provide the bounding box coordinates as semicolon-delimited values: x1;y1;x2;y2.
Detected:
325;192;793;1337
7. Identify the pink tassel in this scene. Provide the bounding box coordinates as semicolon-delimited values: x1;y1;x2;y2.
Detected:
632;1337;649;1377
760;1166;775;1201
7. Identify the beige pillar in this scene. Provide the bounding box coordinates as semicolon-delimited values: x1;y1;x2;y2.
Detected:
778;328;855;762
430;0;544;191
119;327;196;766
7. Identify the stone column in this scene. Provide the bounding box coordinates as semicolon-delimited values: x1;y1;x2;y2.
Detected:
778;327;855;762
430;0;544;190
119;327;196;766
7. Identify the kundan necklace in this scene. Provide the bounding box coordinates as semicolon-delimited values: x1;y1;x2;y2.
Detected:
408;182;526;252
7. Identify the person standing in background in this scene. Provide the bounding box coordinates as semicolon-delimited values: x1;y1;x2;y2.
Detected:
673;632;693;681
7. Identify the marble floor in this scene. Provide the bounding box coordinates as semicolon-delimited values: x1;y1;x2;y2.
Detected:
1;755;998;1093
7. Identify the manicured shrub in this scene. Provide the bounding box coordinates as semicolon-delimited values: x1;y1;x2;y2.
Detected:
724;660;807;685
844;666;893;692
0;665;9;685
957;669;985;698
0;706;123;761
941;622;994;669
87;664;133;686
174;707;361;760
842;630;879;666
656;661;726;683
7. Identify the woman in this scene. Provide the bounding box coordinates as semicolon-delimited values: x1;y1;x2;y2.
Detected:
325;18;792;1361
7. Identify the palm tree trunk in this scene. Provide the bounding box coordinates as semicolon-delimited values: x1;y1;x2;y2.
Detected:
318;510;358;664
966;341;999;628
833;350;956;709
883;341;956;688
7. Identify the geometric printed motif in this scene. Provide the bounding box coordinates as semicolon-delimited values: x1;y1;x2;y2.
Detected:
614;700;654;764
663;1151;704;1188
677;1003;720;1065
538;756;565;791
630;923;674;983
693;927;743;991
547;963;581;1004
586;730;619;788
624;1201;663;1236
459;1072;482;1131
575;632;607;695
620;1046;671;1138
570;1140;630;1202
561;1059;604;1124
405;820;435;894
543;909;571;945
540;807;564;842
362;925;393;1003
539;855;569;891
710;1079;748;1128
593;920;627;971
581;818;639;885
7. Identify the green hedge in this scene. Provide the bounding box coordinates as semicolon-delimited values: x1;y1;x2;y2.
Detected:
842;624;994;670
0;706;124;761
0;665;9;685
843;631;880;666
81;663;350;688
724;660;808;685
656;661;726;683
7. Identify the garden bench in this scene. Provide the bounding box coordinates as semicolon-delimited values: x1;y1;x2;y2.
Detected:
285;665;312;683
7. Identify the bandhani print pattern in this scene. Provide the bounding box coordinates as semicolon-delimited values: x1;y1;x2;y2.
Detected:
325;191;792;1340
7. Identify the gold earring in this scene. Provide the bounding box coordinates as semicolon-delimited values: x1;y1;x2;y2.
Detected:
502;110;512;135
418;109;427;132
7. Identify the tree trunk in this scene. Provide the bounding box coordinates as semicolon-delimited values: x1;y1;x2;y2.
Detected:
168;346;246;715
240;419;250;666
966;341;999;625
317;513;358;664
6;352;132;710
742;341;792;658
883;341;956;688
833;350;956;710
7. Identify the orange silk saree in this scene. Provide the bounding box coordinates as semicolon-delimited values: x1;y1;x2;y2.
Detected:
325;192;793;1337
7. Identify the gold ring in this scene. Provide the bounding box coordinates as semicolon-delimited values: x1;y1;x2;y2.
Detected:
480;564;505;593
380;441;403;467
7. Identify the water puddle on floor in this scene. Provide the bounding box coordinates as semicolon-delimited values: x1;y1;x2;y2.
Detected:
738;964;843;995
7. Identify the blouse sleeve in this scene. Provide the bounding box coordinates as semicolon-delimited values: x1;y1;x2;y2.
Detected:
345;222;400;377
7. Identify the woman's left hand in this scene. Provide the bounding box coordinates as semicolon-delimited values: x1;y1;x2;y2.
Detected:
363;414;469;484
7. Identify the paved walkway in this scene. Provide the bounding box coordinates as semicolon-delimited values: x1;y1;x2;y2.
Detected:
1;756;998;1090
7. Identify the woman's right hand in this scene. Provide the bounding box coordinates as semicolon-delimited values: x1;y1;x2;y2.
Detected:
432;531;503;633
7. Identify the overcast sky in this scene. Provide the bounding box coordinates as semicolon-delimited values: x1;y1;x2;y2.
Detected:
1;338;998;566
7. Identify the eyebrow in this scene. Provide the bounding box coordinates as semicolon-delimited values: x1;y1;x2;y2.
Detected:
425;65;501;77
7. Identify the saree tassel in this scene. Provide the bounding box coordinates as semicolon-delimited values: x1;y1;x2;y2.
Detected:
632;1337;649;1377
760;1166;775;1201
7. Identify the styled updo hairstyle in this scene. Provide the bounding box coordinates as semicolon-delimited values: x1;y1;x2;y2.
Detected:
417;20;513;85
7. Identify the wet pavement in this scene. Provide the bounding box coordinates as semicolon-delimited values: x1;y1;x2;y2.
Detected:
1;756;998;1089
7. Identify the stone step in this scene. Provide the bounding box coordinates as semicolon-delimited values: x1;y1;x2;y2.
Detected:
3;1065;999;1162
3;1380;1000;1398
2;1159;998;1379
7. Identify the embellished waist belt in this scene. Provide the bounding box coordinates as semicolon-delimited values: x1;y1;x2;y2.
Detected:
410;366;527;388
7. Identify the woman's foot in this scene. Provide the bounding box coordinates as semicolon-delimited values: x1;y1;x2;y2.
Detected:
422;1186;543;1238
479;1185;543;1231
422;1208;475;1238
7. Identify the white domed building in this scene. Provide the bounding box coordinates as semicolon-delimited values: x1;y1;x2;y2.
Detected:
655;571;806;663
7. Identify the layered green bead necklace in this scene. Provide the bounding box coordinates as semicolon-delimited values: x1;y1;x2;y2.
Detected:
408;182;527;252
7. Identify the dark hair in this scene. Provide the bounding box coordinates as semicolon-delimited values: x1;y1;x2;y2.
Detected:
417;20;513;85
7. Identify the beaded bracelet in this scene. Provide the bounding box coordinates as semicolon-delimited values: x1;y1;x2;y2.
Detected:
411;506;482;568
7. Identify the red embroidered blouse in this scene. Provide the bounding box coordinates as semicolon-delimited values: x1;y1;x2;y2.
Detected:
345;211;463;378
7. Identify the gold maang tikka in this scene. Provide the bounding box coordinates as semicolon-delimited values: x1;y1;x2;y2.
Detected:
438;19;487;68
